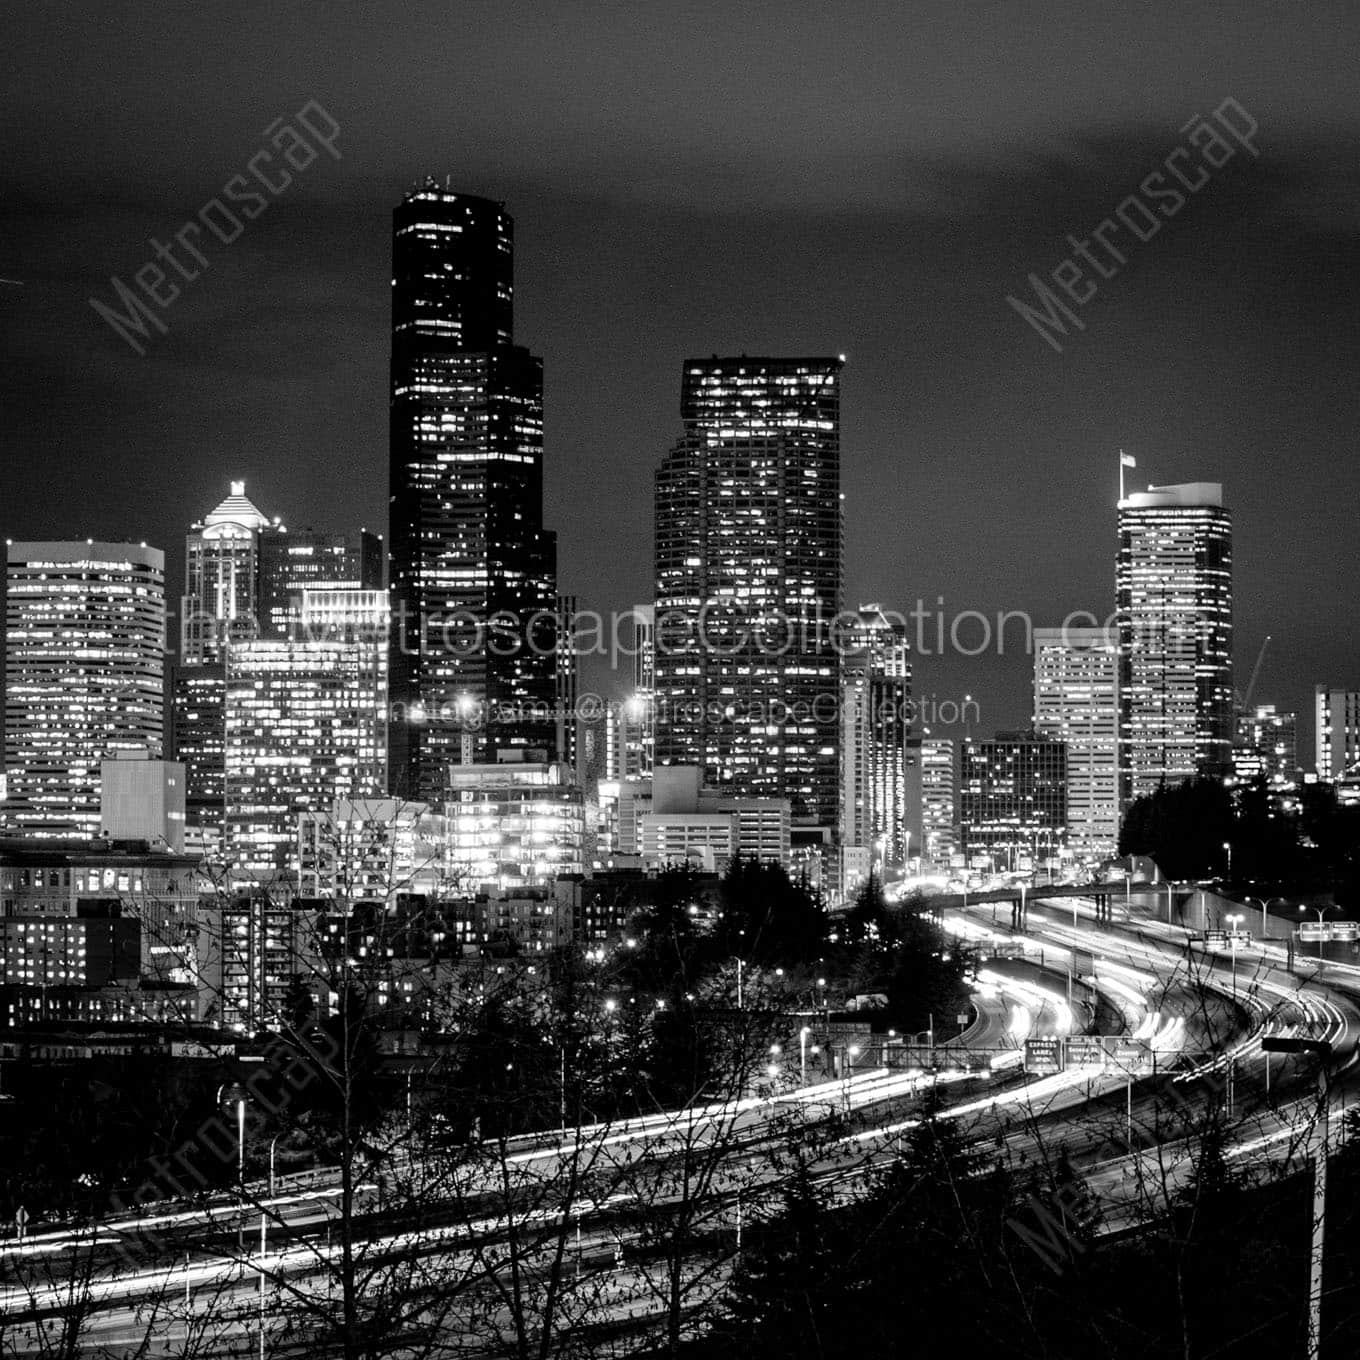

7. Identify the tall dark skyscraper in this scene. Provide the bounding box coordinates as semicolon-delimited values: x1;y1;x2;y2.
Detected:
1117;482;1233;803
654;356;844;829
388;184;559;802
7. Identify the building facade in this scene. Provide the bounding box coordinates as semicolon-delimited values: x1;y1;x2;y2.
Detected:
1232;704;1298;789
914;737;957;868
181;483;273;664
840;604;912;866
1033;626;1120;859
959;732;1067;870
388;185;561;802
299;798;453;904
4;541;166;838
445;756;587;891
1315;686;1360;782
258;526;384;639
224;590;389;885
1117;483;1233;804
654;356;844;830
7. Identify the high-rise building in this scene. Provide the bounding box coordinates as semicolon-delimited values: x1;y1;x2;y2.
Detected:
555;594;580;771
654;356;844;828
224;589;389;885
959;732;1066;870
174;483;274;860
840;604;912;866
1033;626;1120;858
1233;703;1298;788
4;541;166;838
916;737;957;868
181;483;273;663
170;664;226;859
388;185;560;802
1117;482;1233;803
1314;687;1360;782
258;526;384;639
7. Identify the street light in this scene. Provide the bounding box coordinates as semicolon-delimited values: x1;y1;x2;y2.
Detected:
267;1133;283;1198
1245;895;1288;940
842;1044;861;1111
1225;913;1244;998
1222;840;1233;883
215;1083;247;1191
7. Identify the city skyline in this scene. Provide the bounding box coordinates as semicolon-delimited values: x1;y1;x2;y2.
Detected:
5;12;1360;1355
5;6;1360;757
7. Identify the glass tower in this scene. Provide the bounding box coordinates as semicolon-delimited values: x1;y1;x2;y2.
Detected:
654;356;844;828
1116;482;1233;804
388;184;559;802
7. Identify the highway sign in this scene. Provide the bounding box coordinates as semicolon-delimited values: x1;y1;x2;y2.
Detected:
1064;1036;1105;1067
1105;1037;1154;1071
1024;1038;1064;1075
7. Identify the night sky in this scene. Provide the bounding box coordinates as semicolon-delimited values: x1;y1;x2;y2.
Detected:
4;1;1359;748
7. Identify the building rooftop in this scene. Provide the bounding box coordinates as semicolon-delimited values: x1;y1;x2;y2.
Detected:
1119;482;1225;510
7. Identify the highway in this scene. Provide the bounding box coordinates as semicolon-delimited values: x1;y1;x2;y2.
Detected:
2;889;1356;1355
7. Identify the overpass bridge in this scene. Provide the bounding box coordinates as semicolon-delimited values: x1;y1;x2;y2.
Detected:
903;878;1180;931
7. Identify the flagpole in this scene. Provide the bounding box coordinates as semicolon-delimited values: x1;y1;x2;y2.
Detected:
1119;448;1125;503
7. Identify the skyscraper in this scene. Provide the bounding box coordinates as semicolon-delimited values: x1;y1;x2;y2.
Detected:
181;482;273;664
840;604;912;865
1314;686;1360;782
224;589;389;885
959;732;1067;870
654;356;844;828
916;737;957;868
174;482;275;859
1117;482;1233;804
4;542;166;838
1033;625;1120;858
388;184;560;803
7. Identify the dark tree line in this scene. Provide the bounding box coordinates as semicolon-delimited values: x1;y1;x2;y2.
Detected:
1120;774;1360;905
697;1105;1360;1360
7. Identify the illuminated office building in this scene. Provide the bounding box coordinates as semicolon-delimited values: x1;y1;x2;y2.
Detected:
654;356;844;828
1117;483;1233;803
840;604;912;865
1314;686;1360;782
917;737;957;867
1033;626;1120;858
388;184;560;802
170;664;226;858
445;756;586;891
4;541;165;838
224;590;389;885
258;526;384;638
298;798;453;903
1232;704;1298;789
959;732;1067;870
181;482;273;663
